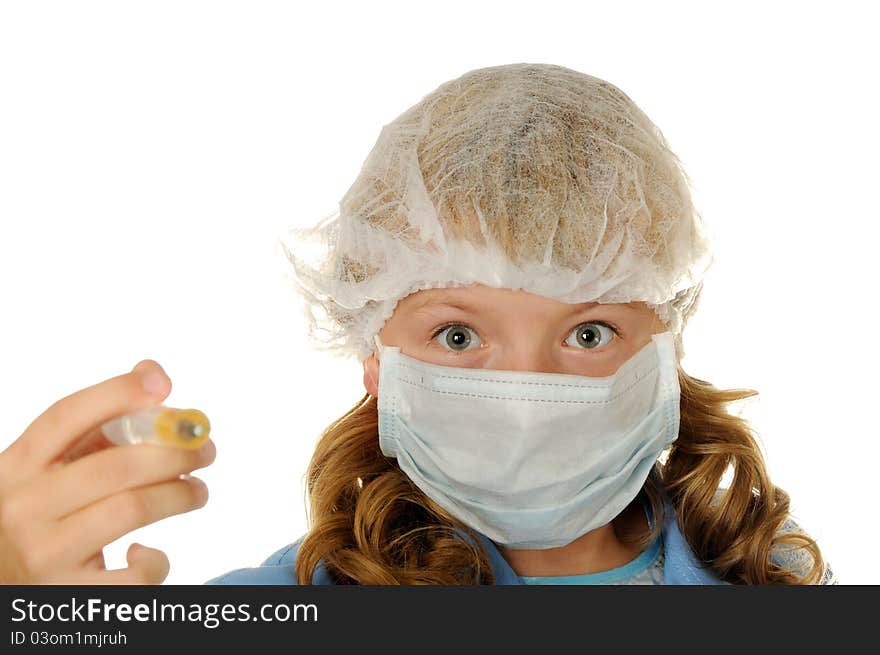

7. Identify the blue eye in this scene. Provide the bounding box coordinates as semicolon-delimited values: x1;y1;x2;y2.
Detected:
565;321;618;350
432;324;481;352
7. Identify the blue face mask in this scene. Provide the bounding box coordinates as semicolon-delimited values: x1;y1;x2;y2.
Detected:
373;330;681;550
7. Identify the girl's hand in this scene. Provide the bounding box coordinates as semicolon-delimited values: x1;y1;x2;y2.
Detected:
0;360;215;584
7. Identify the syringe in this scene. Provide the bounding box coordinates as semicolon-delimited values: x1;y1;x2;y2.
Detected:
100;405;210;450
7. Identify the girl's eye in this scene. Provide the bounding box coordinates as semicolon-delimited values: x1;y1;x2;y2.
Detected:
432;324;481;352
564;321;618;350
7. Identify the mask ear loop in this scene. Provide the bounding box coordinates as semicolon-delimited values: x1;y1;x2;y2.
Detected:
367;334;383;400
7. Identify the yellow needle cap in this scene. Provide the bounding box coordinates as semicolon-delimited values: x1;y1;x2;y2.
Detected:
154;407;211;449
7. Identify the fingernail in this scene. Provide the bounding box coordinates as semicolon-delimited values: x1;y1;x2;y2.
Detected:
142;372;169;396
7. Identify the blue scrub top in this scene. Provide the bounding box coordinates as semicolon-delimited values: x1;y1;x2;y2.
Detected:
205;495;736;585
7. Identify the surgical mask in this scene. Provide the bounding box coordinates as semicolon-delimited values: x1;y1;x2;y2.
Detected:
373;330;681;549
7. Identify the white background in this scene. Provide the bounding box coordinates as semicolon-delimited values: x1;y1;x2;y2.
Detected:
1;1;876;584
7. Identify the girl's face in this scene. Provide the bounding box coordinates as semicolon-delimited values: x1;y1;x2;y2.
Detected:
362;284;668;397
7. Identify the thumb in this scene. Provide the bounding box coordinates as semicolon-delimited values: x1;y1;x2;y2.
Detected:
131;359;172;397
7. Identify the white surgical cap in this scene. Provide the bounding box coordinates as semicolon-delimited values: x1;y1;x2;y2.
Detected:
278;62;714;362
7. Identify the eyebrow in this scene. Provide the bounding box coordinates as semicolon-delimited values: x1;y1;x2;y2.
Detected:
409;293;478;313
408;292;639;314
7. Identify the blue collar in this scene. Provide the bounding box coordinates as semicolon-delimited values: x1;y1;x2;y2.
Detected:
467;498;727;585
303;498;728;585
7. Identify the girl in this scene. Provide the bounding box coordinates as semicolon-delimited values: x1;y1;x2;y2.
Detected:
207;63;835;585
0;63;834;586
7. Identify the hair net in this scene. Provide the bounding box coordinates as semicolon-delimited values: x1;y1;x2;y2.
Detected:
278;62;714;362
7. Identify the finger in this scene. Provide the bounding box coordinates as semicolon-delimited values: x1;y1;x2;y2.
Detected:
7;359;172;478
58;543;170;585
19;438;215;522
52;476;209;566
122;542;171;584
58;425;115;466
